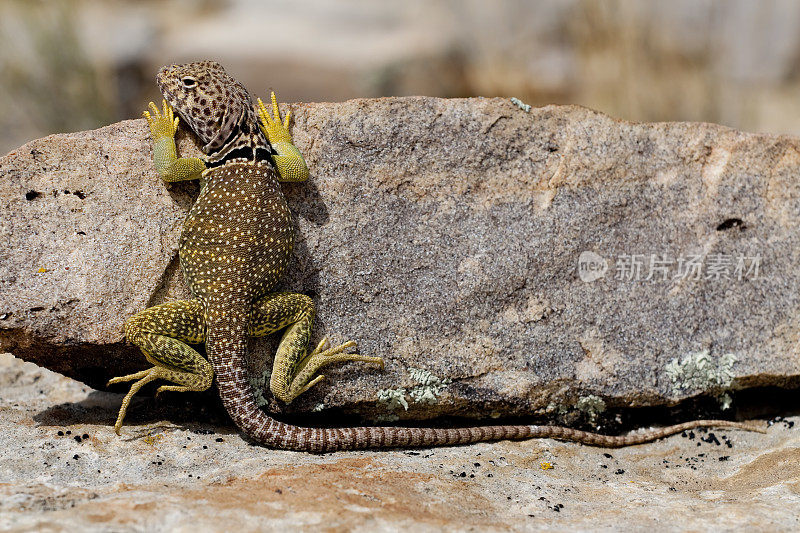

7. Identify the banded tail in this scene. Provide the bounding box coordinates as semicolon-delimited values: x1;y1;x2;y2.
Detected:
207;325;762;452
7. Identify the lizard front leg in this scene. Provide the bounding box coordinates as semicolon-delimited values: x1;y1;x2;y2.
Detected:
109;300;212;434
143;100;207;182
257;92;309;182
249;292;383;403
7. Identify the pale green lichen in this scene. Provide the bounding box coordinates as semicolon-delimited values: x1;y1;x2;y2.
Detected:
718;392;733;411
249;375;269;408
546;402;569;416
510;97;531;112
576;395;606;422
377;387;409;412
665;350;737;409
666;350;736;391
376;367;452;416
408;367;452;405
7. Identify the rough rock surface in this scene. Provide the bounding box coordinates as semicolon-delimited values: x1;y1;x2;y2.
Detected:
1;97;799;423
1;353;798;531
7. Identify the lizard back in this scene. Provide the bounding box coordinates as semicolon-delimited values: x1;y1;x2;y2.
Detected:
180;160;293;304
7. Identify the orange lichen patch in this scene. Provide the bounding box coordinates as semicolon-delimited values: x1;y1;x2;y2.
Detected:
131;502;157;512
142;433;164;446
0;458;502;531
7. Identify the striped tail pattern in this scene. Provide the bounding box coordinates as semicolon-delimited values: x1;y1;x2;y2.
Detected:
210;331;761;452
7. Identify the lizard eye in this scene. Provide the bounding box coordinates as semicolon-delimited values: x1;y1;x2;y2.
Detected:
181;76;198;88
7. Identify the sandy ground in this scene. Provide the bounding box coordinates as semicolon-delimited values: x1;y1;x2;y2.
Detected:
1;352;799;532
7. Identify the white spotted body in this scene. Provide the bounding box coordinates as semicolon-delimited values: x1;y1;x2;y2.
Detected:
181;161;293;305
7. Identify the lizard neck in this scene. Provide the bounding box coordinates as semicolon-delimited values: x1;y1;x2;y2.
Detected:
206;145;274;169
204;126;274;167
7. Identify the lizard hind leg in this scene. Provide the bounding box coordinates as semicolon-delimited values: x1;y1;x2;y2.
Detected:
249;292;383;404
110;300;212;434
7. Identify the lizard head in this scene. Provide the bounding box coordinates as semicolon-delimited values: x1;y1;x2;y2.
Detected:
156;60;271;163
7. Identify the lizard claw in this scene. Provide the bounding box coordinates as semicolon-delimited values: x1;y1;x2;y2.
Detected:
277;339;384;403
143;99;179;140
257;92;293;144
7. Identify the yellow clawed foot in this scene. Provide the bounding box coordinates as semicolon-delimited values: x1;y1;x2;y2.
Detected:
107;368;163;435
308;337;384;371
107;365;213;435
256;91;309;182
143;99;179;140
285;338;385;401
257;91;293;143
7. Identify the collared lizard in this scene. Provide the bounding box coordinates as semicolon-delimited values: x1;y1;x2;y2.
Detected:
108;61;762;452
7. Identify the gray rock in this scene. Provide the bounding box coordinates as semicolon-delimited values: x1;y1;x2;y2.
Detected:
1;97;799;422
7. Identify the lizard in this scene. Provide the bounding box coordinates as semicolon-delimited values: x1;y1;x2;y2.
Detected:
107;60;763;452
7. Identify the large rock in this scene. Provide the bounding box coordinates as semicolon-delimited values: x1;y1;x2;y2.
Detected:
1;97;799;422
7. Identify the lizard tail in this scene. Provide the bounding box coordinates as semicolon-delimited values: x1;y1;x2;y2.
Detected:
239;411;761;452
208;319;763;451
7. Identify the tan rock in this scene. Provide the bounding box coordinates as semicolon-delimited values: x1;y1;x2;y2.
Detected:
1;97;798;422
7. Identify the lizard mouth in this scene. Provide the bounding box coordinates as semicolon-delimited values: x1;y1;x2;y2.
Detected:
155;65;181;110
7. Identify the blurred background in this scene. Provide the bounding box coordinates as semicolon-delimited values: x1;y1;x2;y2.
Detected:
2;0;800;155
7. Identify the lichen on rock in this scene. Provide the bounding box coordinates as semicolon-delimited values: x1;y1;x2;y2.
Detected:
665;350;737;408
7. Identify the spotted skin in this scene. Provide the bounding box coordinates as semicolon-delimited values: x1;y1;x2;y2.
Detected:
108;61;763;451
157;60;263;162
